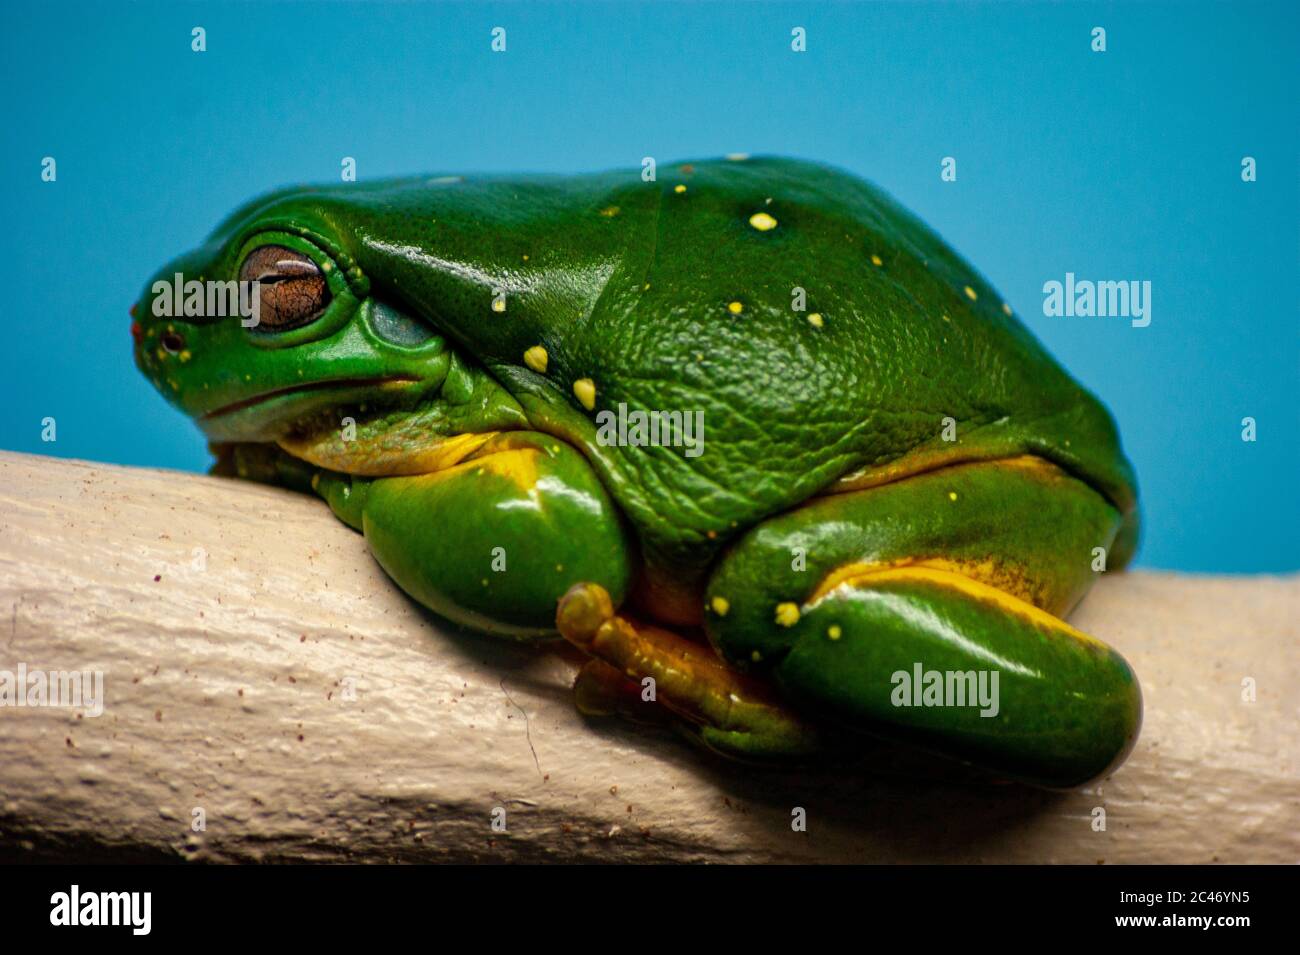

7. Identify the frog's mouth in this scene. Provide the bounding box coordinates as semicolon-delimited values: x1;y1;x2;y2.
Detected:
196;374;425;443
201;375;420;420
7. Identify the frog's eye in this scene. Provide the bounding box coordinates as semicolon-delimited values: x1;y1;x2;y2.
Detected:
239;245;331;331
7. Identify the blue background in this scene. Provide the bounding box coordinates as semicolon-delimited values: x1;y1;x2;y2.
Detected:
2;1;1296;572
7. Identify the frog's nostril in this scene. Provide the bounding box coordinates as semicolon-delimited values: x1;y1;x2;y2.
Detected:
161;332;186;354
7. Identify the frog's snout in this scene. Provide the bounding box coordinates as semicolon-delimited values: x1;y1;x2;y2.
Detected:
131;294;189;358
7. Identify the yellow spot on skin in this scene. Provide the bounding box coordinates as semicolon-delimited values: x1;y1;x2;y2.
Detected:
827;625;842;641
727;301;744;315
674;184;687;194
807;312;823;328
522;254;530;261
748;211;778;231
711;596;730;617
948;491;958;501
941;314;951;323
775;603;801;627
1002;302;1013;316
155;348;166;362
474;448;541;491
871;254;883;266
491;298;506;313
573;378;596;411
964;285;978;301
524;345;548;374
707;530;717;540
178;350;192;363
599;205;620;217
751;650;763;663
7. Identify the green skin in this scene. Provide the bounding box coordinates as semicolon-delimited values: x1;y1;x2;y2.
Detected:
134;157;1142;788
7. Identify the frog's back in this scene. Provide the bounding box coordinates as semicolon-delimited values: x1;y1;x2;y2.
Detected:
529;158;1137;552
252;157;1137;569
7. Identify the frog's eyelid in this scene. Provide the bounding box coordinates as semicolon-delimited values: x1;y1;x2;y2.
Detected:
269;258;319;273
255;263;318;284
234;226;368;298
241;249;321;283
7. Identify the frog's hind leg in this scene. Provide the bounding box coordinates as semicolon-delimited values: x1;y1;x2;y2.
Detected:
705;456;1143;788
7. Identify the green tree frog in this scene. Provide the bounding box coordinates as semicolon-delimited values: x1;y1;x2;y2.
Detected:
134;157;1142;787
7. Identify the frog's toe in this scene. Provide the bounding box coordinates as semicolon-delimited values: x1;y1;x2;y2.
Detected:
556;581;617;650
572;658;667;726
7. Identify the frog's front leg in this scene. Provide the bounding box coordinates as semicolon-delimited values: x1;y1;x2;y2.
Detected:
559;457;1142;788
314;432;633;639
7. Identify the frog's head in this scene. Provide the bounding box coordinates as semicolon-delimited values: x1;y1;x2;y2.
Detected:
132;188;461;444
134;173;633;445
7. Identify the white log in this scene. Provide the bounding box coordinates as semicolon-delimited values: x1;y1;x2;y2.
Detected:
0;450;1295;863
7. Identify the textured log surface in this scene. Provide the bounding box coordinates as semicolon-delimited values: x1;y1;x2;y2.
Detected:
0;450;1295;863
